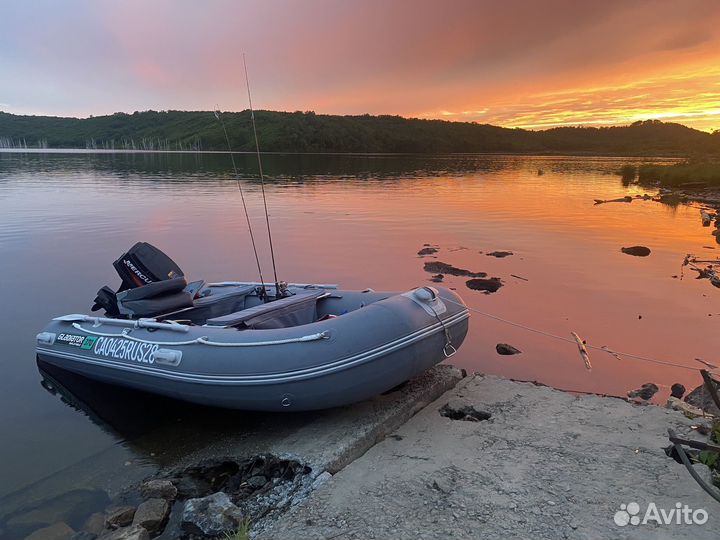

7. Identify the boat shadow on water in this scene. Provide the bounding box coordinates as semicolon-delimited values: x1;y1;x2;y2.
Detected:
35;358;322;452
2;358;423;540
0;360;330;539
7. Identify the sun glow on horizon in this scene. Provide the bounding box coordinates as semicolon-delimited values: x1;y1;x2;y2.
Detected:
418;63;720;132
2;0;720;134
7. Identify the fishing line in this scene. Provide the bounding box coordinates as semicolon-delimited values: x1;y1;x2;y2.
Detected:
243;53;281;296
440;296;701;372
214;108;268;300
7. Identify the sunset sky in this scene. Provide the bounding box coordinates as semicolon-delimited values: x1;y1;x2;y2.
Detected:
2;0;719;131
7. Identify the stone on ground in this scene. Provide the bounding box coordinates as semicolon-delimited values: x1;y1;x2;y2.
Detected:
131;499;169;535
181;492;244;536
140;480;177;501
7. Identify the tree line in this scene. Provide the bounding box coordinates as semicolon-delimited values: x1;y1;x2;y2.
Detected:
1;110;719;156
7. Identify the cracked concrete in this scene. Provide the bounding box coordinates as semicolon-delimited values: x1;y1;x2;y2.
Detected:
258;374;719;540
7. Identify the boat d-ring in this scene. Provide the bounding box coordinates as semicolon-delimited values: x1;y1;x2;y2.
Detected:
443;342;457;358
280;393;294;408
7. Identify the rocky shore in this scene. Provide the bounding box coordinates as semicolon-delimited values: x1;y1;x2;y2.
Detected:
6;367;719;540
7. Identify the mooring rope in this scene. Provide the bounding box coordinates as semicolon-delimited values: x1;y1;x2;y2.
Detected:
440;296;701;372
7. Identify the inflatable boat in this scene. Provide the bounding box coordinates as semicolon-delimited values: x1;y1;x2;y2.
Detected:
36;242;469;411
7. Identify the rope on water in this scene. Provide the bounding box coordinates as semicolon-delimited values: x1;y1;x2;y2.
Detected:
440;296;702;372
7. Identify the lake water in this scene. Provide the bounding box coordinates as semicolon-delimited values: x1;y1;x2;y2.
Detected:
1;151;717;523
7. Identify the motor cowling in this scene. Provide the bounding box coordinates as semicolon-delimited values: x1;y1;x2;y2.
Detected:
91;242;188;316
113;241;184;291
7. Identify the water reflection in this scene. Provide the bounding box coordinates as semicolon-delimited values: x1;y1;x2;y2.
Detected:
1;150;717;517
37;359;190;442
1;149;666;183
35;357;324;443
35;359;322;466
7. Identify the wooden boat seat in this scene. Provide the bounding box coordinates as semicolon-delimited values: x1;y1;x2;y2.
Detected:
205;290;329;329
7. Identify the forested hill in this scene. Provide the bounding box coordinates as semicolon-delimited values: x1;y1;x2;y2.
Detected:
1;110;718;156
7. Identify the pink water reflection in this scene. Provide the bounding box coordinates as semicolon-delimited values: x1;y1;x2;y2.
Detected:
3;153;717;402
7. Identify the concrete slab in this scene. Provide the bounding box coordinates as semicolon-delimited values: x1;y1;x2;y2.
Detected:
163;364;466;476
258;374;719;540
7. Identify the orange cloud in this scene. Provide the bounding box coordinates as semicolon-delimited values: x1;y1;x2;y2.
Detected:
422;61;720;131
3;0;720;132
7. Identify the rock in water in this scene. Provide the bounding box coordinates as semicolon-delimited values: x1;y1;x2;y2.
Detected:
627;383;659;400
131;499;169;535
140;480;177;501
423;261;486;278
105;507;136;530
486;251;513;258
98;525;149;540
496;343;521;355
466;277;503;293
670;383;686;399
621;246;651;257
181;492;244;537
82;513;105;536
417;246;438;256
685;382;720;416
24;522;75;540
70;532;98;540
7;489;109;534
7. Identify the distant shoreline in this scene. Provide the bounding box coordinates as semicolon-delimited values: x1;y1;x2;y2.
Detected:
1;110;718;156
0;148;692;159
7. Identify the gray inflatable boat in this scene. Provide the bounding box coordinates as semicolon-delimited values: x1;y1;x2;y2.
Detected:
36;243;469;411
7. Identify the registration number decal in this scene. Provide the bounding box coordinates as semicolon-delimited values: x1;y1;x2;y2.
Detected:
92;336;159;364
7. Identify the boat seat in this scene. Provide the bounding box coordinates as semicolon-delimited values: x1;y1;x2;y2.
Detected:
185;284;259;322
205;290;328;329
116;277;194;317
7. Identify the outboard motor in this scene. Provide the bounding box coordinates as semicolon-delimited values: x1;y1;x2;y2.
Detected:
92;242;193;317
113;241;184;291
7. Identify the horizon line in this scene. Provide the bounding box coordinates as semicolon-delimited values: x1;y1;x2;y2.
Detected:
1;108;716;134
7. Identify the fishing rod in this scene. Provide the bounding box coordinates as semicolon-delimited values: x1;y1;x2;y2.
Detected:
214;108;269;302
243;53;284;298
